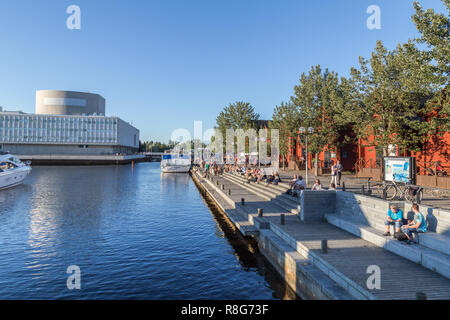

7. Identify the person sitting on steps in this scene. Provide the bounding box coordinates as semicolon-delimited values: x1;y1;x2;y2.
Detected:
401;203;427;245
383;204;403;236
311;179;323;191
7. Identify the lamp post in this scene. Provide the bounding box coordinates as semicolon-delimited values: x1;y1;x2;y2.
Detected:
299;127;314;187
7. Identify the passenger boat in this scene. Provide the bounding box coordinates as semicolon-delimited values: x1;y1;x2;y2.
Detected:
160;152;191;173
0;153;32;190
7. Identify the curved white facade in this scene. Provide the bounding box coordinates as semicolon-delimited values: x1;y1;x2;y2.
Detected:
36;90;105;116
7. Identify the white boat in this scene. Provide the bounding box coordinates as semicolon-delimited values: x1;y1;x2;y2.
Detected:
0;153;32;190
161;153;191;173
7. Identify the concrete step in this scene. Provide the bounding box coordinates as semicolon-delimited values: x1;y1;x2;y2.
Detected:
224;172;289;194
418;233;450;256
267;219;376;299
337;209;450;257
224;173;301;208
223;174;280;198
222;175;272;201
223;173;301;214
325;214;450;279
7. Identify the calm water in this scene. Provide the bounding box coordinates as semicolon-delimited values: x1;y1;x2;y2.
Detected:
0;162;297;299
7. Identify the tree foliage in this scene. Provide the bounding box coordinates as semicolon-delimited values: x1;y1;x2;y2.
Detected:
215;101;260;137
270;102;300;168
290;65;344;172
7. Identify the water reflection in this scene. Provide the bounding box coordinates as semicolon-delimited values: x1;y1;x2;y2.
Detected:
0;163;299;299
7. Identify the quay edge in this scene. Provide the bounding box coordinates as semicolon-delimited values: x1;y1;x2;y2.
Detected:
190;168;354;300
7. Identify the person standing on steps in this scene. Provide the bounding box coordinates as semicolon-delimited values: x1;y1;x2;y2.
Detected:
331;162;338;186
336;160;343;186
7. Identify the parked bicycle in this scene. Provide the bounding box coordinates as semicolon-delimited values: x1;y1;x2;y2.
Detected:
373;180;423;202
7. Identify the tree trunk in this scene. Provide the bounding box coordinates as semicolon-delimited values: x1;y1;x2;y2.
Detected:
314;153;319;177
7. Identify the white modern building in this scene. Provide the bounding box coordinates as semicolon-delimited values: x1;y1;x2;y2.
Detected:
0;91;140;157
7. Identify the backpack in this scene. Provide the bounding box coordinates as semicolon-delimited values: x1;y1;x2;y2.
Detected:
394;232;408;241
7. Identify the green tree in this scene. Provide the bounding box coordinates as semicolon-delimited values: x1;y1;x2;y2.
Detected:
216;101;260;133
270;102;300;170
412;0;449;133
291;65;343;175
345;40;437;156
215;101;260;154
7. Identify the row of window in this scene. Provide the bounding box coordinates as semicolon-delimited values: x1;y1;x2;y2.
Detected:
0;115;119;144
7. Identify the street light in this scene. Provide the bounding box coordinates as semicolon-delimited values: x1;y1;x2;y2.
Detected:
299;127;314;186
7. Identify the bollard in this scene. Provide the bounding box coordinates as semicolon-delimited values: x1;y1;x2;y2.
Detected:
280;214;285;225
216;180;219;186
228;189;231;196
416;292;427;300
241;198;245;205
342;182;346;192
221;185;225;190
362;185;365;195
367;181;371;194
416;190;421;204
382;188;387;200
258;208;263;217
321;240;328;253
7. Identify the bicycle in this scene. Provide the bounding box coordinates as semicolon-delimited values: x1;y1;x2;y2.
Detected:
373;180;423;203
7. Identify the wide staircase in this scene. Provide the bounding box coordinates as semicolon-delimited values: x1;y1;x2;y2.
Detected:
222;172;301;215
324;193;450;279
220;171;450;280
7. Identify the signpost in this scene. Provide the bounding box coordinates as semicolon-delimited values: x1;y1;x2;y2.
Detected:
383;156;416;184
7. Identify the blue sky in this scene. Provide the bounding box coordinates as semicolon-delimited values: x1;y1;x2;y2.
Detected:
0;0;446;142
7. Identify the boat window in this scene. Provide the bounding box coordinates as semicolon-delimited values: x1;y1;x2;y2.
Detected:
0;162;17;171
8;157;22;164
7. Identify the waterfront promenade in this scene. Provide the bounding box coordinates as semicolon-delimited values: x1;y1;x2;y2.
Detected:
277;169;450;210
191;167;450;300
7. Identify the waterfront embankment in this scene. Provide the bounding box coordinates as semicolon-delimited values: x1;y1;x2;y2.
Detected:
191;167;450;300
17;154;145;165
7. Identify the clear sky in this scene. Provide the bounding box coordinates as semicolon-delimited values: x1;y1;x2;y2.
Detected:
0;0;446;142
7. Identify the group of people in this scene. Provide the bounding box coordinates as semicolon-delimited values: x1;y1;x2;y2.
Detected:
223;164;283;186
384;203;427;245
203;162;223;176
285;176;338;197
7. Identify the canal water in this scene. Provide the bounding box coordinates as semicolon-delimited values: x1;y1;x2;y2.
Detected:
0;162;297;299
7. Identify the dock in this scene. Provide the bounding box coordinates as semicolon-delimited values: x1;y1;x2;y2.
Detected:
17;154;145;165
191;167;450;300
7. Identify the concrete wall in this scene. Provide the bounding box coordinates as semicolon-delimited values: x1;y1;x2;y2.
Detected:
299;191;337;222
117;118;139;149
36;90;105;116
335;191;450;234
1;143;136;155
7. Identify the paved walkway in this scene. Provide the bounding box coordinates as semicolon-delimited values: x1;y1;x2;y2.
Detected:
275;169;450;210
194;170;450;300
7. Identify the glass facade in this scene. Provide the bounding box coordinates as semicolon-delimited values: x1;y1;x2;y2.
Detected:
0;114;118;145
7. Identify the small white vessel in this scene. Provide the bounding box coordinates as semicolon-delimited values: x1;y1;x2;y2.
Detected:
161;152;191;173
0;153;32;190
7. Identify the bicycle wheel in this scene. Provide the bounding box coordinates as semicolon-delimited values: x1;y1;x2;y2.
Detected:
384;184;397;200
404;188;424;203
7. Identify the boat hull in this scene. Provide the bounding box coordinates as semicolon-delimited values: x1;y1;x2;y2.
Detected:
161;165;191;173
0;166;32;190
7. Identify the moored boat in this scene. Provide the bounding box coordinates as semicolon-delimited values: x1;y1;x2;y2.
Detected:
0;153;32;190
161;152;191;173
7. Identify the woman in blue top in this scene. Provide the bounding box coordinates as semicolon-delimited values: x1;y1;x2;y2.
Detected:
383;204;403;236
401;204;427;245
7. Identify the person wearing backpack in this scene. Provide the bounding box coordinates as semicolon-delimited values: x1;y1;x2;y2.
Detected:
401;204;427;245
383;204;403;236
